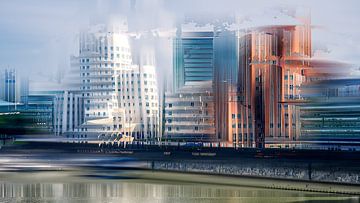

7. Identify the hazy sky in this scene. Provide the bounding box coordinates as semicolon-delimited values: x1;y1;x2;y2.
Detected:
0;0;359;84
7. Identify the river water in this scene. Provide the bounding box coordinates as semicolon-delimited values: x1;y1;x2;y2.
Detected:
0;171;358;203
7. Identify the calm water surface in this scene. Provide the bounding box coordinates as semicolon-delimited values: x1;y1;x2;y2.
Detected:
0;171;359;203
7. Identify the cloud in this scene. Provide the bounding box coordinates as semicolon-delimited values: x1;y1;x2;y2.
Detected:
0;0;359;86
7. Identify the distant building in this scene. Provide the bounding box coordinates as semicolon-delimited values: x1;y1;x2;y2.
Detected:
298;79;360;150
213;30;239;144
4;69;16;103
20;76;29;104
0;91;56;133
0;69;29;104
0;72;3;100
24;93;56;132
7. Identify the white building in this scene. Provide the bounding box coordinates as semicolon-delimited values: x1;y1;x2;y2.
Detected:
164;81;215;142
54;26;159;141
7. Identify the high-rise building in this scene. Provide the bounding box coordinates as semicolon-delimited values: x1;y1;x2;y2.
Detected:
173;24;215;92
4;69;16;103
77;27;133;121
231;24;311;148
0;72;3;100
0;68;28;104
20;76;29;104
166;24;217;142
213;30;239;143
54;26;159;140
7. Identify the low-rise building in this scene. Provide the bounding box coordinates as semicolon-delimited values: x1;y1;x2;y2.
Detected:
164;81;215;142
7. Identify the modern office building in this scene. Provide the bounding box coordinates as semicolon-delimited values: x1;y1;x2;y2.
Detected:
166;24;217;142
54;26;159;141
213;30;239;144
217;23;312;148
298;79;360;150
4;69;16;103
20;76;29;104
0;72;3;100
164;81;215;142
0;69;29;104
23;93;56;132
0;91;56;133
173;24;215;92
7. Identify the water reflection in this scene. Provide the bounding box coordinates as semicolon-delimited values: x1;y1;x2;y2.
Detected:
0;172;358;203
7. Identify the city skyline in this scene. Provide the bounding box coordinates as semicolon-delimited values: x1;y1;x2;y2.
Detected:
1;0;359;88
0;1;359;149
1;1;360;201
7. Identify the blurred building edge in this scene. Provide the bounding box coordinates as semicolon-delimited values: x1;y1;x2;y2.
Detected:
53;26;160;142
0;68;55;134
297;78;360;150
0;91;57;135
0;68;29;104
165;24;217;144
173;24;215;93
234;23;311;149
212;16;312;148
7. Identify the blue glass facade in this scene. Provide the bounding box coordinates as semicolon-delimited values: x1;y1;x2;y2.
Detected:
173;31;214;92
4;69;16;103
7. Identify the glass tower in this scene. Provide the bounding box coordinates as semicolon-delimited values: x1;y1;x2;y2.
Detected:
173;29;215;92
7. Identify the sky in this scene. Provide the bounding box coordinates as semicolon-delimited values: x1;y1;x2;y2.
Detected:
0;0;359;87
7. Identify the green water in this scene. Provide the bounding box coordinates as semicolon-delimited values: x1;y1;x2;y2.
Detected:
0;171;358;203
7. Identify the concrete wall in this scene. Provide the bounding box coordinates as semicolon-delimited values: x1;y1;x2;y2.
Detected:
151;159;360;185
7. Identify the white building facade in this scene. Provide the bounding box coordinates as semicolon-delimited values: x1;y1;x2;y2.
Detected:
54;26;159;141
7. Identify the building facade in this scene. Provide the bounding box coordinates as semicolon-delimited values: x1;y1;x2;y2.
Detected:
298;79;360;150
0;69;29;104
166;24;217;142
54;26;159;141
173;25;215;92
4;69;16;103
164;81;215;142
213;23;312;148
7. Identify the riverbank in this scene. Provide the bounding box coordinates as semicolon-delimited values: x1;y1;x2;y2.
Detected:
2;141;360;195
134;170;360;195
1;170;357;203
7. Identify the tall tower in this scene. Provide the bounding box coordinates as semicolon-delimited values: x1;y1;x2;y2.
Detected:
234;23;311;148
76;26;133;121
4;69;16;103
173;24;215;92
55;25;160;140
